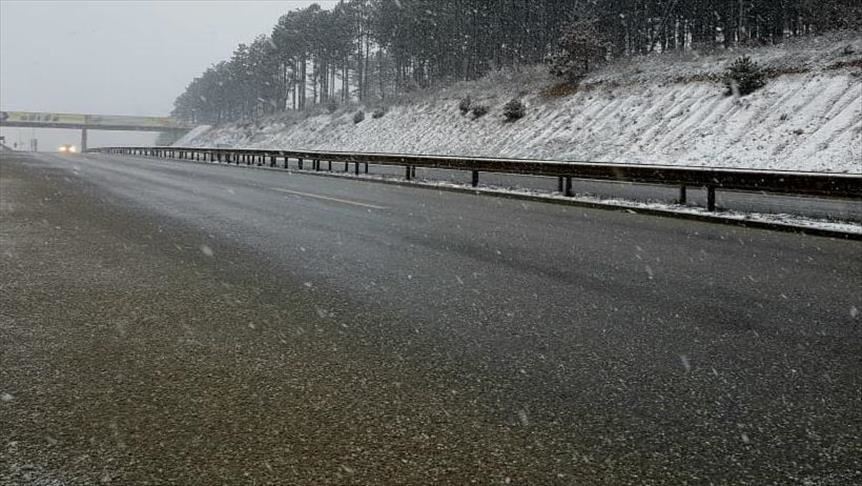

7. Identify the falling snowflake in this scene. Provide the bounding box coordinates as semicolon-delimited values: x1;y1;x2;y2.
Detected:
680;355;691;372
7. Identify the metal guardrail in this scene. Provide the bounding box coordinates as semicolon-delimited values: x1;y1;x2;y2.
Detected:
87;146;862;211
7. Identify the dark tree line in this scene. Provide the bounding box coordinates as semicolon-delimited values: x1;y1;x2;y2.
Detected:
172;0;860;124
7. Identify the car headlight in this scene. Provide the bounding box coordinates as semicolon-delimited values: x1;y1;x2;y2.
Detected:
58;146;68;152
68;146;77;153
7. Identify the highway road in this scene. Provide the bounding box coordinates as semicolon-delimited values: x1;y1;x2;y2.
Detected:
357;162;862;222
2;151;861;485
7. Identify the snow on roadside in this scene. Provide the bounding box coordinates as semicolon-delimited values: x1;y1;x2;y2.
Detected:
180;34;862;174
174;125;211;146
297;167;862;235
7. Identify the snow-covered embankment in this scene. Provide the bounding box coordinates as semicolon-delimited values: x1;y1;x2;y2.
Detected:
180;37;862;173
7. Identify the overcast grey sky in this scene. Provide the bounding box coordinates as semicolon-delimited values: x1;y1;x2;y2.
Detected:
0;0;335;149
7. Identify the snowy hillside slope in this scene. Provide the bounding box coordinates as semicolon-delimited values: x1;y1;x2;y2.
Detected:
181;33;862;173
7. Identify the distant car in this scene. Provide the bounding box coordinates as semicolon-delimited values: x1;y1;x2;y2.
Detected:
58;144;77;153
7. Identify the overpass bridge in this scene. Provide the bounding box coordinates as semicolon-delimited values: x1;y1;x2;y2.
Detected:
0;111;193;151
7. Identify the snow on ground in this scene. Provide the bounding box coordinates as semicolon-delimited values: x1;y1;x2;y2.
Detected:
174;125;211;146
181;33;862;174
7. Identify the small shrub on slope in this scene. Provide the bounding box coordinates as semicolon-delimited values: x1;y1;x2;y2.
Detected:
372;108;386;119
723;56;766;96
353;110;365;124
458;96;472;115
503;99;526;122
471;105;489;119
326;99;338;113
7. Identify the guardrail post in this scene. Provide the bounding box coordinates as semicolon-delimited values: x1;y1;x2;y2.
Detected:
707;185;716;211
412;166;417;178
344;162;349;172
565;177;573;197
472;171;479;187
364;163;368;174
679;185;687;204
558;177;564;193
270;156;276;167
355;162;360;175
283;157;289;169
405;166;412;181
298;158;303;170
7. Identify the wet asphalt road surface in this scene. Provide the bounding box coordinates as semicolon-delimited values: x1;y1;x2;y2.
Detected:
362;162;862;222
1;151;860;485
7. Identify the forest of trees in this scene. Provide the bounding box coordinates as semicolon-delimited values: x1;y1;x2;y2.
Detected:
171;0;861;124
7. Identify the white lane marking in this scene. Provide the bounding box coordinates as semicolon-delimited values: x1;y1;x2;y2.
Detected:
271;187;388;210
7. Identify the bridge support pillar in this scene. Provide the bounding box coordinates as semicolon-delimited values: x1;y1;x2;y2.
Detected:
80;128;88;152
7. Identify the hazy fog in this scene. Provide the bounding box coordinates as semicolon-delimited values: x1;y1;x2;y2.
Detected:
0;0;335;150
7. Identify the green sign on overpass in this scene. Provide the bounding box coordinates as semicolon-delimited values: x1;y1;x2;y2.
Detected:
0;110;193;151
0;110;192;132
